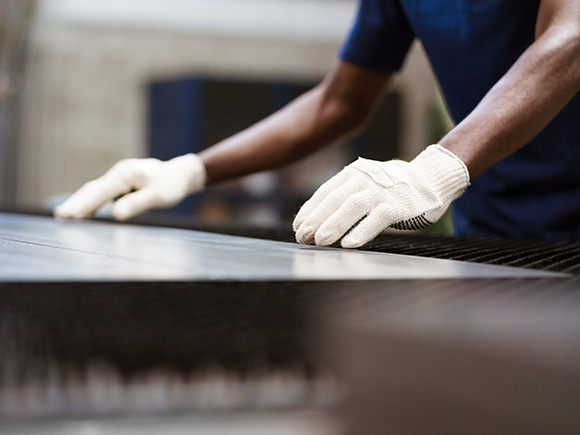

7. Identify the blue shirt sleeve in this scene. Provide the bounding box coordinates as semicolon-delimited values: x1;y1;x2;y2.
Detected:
340;0;415;72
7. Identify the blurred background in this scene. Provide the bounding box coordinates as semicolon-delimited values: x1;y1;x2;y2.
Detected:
0;0;451;229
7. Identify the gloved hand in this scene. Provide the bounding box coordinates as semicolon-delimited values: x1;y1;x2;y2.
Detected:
293;145;470;248
55;154;206;221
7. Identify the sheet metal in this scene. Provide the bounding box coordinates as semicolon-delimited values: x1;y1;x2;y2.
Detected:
0;213;566;281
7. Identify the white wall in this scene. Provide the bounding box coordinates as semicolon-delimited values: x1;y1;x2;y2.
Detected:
38;0;357;42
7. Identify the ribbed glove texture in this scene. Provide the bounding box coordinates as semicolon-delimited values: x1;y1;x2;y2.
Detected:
293;145;470;248
55;154;206;221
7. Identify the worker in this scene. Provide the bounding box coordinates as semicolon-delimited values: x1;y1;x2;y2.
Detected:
55;0;580;246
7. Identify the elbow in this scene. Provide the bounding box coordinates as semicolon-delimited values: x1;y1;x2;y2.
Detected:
562;22;580;63
556;24;580;80
321;98;371;136
572;33;580;85
539;25;580;88
565;31;580;87
535;2;580;85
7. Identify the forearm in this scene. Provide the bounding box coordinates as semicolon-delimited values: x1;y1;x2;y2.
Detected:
199;62;391;184
440;17;580;179
199;87;353;184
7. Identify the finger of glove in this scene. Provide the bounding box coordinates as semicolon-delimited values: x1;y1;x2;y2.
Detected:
314;192;375;246
292;170;346;232
341;204;406;249
112;188;160;221
55;175;133;219
295;184;357;245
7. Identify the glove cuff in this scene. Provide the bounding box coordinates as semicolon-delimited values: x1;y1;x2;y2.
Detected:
171;153;207;194
411;144;470;202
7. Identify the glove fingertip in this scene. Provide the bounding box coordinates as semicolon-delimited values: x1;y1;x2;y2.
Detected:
112;202;133;221
314;230;339;247
54;205;67;218
295;225;315;245
292;217;302;232
293;202;314;231
56;204;89;220
340;235;365;249
54;196;80;218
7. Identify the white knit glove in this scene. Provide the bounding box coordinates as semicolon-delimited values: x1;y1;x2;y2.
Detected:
293;145;470;248
54;154;206;221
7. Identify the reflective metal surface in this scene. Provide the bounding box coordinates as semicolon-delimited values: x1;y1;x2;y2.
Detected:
0;213;565;281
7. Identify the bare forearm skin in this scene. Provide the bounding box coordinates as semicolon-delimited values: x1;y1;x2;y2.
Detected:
440;0;580;179
199;62;391;184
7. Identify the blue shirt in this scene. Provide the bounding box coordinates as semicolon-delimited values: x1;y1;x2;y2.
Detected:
340;0;580;243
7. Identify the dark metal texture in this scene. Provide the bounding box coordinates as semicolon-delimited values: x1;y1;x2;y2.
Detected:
195;225;580;274
325;278;580;435
361;234;580;275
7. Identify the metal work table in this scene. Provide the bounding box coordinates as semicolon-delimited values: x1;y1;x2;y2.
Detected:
0;212;577;431
0;213;564;282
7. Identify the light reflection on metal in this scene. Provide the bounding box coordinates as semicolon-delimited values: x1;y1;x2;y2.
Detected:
0;213;566;282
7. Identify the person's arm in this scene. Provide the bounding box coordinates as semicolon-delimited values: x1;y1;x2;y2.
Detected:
200;62;391;183
55;61;390;220
294;0;580;248
440;0;580;178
